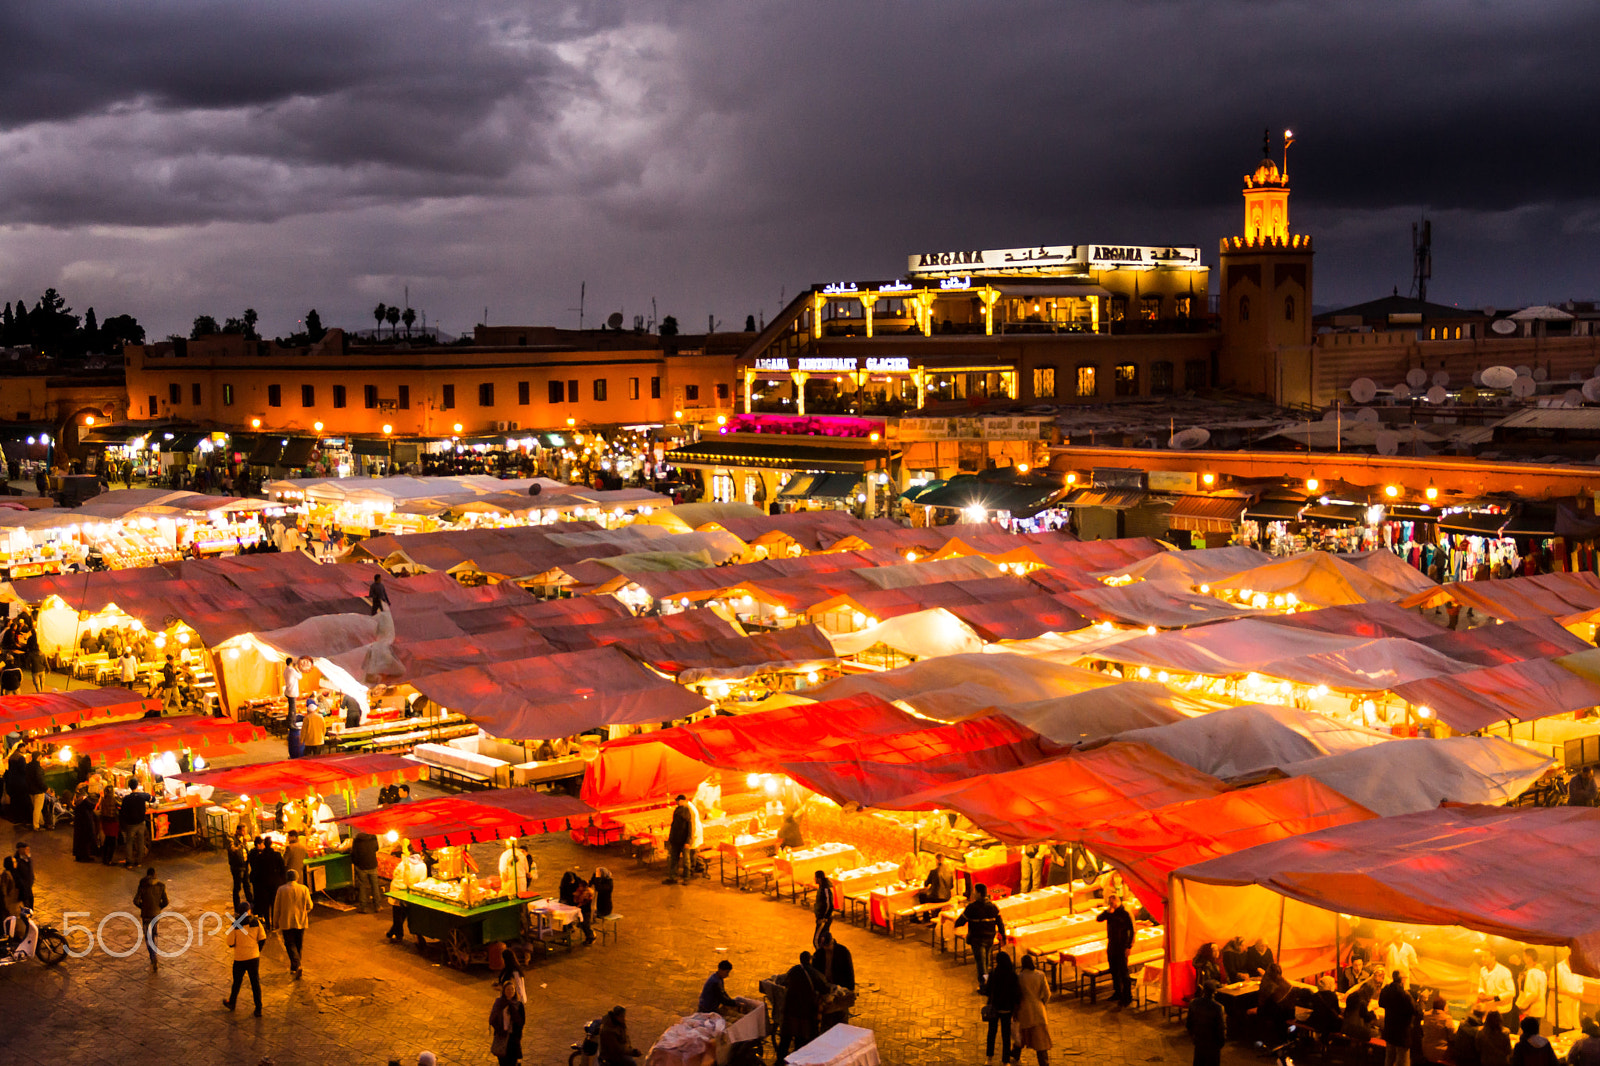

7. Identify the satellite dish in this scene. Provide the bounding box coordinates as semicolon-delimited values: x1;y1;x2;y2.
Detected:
1349;378;1378;403
1459;385;1480;404
1322;408;1340;422
1169;427;1211;450
1391;382;1411;401
1562;389;1584;408
1432;370;1450;387
1582;378;1600;403
1491;319;1517;336
1426;385;1448;404
1514;365;1532;378
1481;366;1518;389
1471;370;1484;386
1355;407;1380;423
1405;368;1428;388
1375;431;1400;456
606;311;625;330
1533;366;1549;382
1511;375;1537;398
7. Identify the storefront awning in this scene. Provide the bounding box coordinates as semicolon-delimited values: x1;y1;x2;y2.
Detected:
350;437;392;457
1301;503;1368;527
0;688;158;733
173;752;425;803
778;472;864;500
1243;498;1308;523
1166;494;1248;533
1438;510;1512;537
664;439;893;474
1061;487;1147;511
338;788;596;849
247;438;284;465
279;437;319;467
156;432;207;453
916;476;1068;518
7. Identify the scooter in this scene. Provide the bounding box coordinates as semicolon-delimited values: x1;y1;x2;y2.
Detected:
0;907;69;969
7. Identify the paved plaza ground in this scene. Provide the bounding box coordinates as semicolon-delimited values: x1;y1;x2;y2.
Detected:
0;776;1252;1066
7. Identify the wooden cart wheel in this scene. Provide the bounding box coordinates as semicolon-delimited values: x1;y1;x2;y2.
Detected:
443;928;472;971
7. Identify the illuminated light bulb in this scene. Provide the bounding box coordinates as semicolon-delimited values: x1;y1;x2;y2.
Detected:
1425;486;1438;501
865;617;878;627
762;777;779;796
1272;594;1284;608
1416;705;1433;719
313;421;324;432
58;746;73;764
177;632;190;645
805;670;819;685
1065;473;1077;485
774;606;788;619
1384;485;1399;498
1198;584;1210;594
716;414;728;426
382;424;393;435
851;612;866;627
385;830;399;844
746;773;761;789
1137;666;1152;679
1145;625;1156;635
905;552;918;563
452;423;463;433
567;417;576;427
154;634;167;648
1251;593;1268;609
1157;671;1170;683
251;418;262;428
1017;463;1029;474
1285;593;1297;606
1201;473;1215;486
1305;478;1319;491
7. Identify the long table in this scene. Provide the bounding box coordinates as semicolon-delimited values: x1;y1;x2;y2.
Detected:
774;842;860;885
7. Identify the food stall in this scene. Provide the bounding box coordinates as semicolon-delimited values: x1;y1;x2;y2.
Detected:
646;1000;768;1066
340;787;597;970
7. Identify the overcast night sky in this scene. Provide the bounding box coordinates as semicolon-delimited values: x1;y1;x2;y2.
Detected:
0;0;1596;340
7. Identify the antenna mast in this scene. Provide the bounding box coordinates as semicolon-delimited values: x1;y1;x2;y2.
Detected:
569;282;586;330
1411;220;1432;303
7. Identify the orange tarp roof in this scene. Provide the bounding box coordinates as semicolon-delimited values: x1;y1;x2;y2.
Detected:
0;687;157;732
888;740;1225;843
1078;776;1376;922
60;714;266;765
172;752;425;803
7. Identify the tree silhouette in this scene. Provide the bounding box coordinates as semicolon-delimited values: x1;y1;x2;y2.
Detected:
374;302;388;338
744;314;756;332
243;308;259;339
191;315;219;339
385;305;401;335
305;309;326;343
401;307;416;337
660;315;679;338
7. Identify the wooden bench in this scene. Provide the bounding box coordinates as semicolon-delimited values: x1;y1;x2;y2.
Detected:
890;902;945;941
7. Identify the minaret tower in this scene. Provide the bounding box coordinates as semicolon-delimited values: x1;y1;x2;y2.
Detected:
1218;128;1314;402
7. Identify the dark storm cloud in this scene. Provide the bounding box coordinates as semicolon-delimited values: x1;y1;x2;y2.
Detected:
0;0;1594;335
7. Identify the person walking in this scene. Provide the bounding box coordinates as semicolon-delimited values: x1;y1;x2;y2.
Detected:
97;784;121;865
954;882;1006;991
351;830;382;913
1380;969;1420;1066
118;779;155;868
12;842;35;909
775;952;822;1064
71;786;98;862
221;904;267;1016
489;981;526;1066
665;794;692;884
1014;953;1052;1066
271;869;312;978
226;828;251;914
133;866;169;970
369;571;390;616
282;830;308;884
812;870;835;951
247;837;286;932
119;647;139;688
982;950;1022;1065
1187;981;1227;1066
22;629;46;693
1097;892;1136;1009
25;752;49;830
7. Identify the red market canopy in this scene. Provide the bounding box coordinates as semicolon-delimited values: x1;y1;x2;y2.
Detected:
1415;616;1590;667
779;715;1063;808
339;788;596;849
578;694;921;807
0;687;157;733
615;625;838;682
172;752;425;803
940;597;1090;642
59;714;266;765
1400;571;1600;619
410;646;710;741
1079;776;1376;923
1172;805;1600;977
888;741;1226;843
1261;601;1459;641
1393;656;1600;733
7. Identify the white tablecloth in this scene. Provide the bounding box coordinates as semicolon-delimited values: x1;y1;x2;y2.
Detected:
786;1024;879;1066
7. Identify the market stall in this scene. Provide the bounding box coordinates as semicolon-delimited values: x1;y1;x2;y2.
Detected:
0;687;158;733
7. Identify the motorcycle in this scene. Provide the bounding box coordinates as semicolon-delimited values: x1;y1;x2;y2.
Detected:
0;907;69;969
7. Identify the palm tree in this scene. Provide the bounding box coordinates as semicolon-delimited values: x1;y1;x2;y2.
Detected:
401;307;416;338
385;305;400;336
373;302;387;339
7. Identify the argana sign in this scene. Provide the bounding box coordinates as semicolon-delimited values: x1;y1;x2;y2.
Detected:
908;244;1202;275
